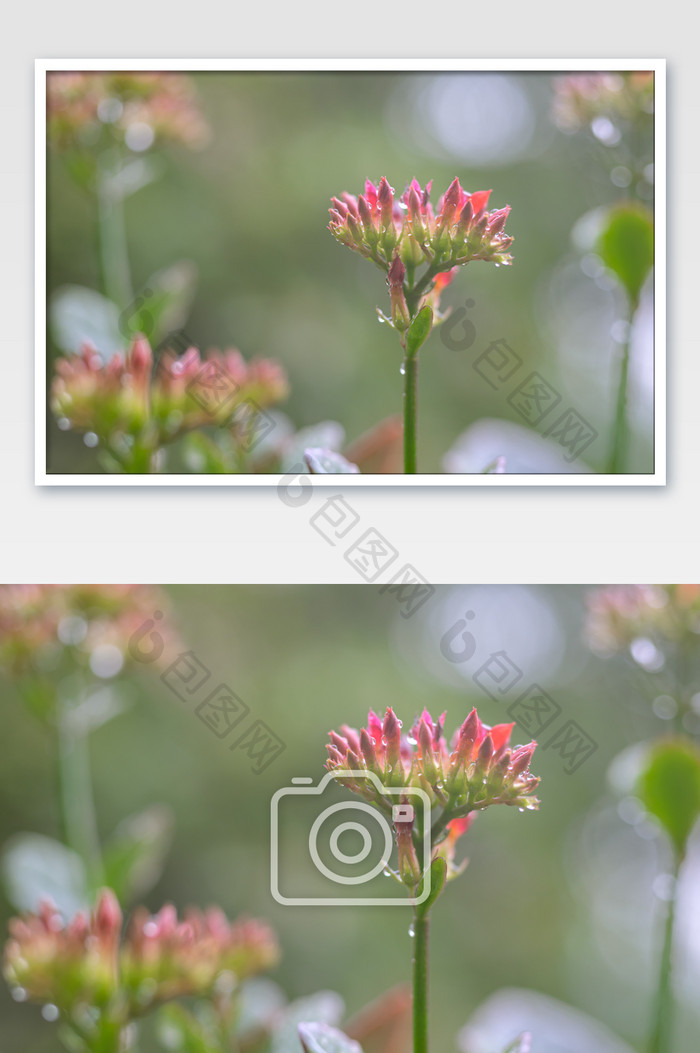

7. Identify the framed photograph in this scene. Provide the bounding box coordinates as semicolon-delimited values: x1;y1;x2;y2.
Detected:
36;59;665;484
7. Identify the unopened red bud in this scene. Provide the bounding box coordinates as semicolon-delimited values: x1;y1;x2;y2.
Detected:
456;709;479;759
439;177;463;227
477;733;493;767
488;206;511;236
417;720;439;784
378;177;394;226
358;194;374;229
94;888;122;940
331;197;349;218
346;748;362;770
387;255;406;288
383;707;402;769
360;728;379;770
340;725;361;755
329;731;349;754
509;743;536;776
326;744;344;766
341;193;360;219
458;199;473;231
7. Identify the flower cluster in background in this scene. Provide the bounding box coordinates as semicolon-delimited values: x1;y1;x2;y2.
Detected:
47;71;210;154
552;72;654;136
4;890;279;1023
585;584;700;658
0;583;174;683
50;337;289;473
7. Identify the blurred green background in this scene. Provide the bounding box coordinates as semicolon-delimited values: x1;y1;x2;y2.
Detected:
2;585;697;1052
46;71;655;474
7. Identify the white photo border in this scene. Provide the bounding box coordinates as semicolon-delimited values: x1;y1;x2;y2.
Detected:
35;58;666;486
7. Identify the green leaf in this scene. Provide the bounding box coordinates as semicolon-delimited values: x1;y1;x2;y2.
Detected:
1;833;88;915
50;285;123;357
181;432;234;474
415;856;447;918
597;204;654;304
636;738;700;856
298;1023;363;1053
118;260;198;345
304;448;360;474
157;1004;223;1053
102;805;173;904
270;993;345;1053
405;305;433;357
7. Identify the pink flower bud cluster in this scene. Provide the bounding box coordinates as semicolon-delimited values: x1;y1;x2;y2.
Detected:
3;891;279;1017
4;891;122;1010
0;583;175;678
121;905;280;1008
51;336;289;450
47;72;210;153
326;706;539;813
552;72;654;134
585;584;700;657
328;177;513;276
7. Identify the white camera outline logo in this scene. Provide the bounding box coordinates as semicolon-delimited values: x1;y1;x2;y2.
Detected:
270;770;432;906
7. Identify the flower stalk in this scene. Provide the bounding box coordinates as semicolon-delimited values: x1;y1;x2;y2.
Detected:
328;178;513;473
326;706;539;1053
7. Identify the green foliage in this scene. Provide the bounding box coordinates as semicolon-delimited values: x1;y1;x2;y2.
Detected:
102;805;173;904
637;738;700;857
405;306;433;358
415;857;447;918
118;260;198;345
597;203;654;304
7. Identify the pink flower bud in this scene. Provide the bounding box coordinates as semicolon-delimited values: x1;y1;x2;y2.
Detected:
438;177;464;228
383;707;402;771
358;194;374;229
360;728;379;769
509;742;537;777
377;177;394;226
94;889;122;942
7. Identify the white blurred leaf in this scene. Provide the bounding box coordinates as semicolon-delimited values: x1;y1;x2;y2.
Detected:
443;419;592;475
280;423;345;473
458;989;636;1053
50;285;123;357
236;979;288;1039
270;992;345;1053
305;448;360;474
299;1023;363;1053
1;833;88;915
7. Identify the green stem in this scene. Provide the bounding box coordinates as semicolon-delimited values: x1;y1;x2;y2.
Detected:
96;150;133;310
607;296;637;474
412;908;430;1053
57;699;104;890
648;853;682;1053
403;352;418;474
